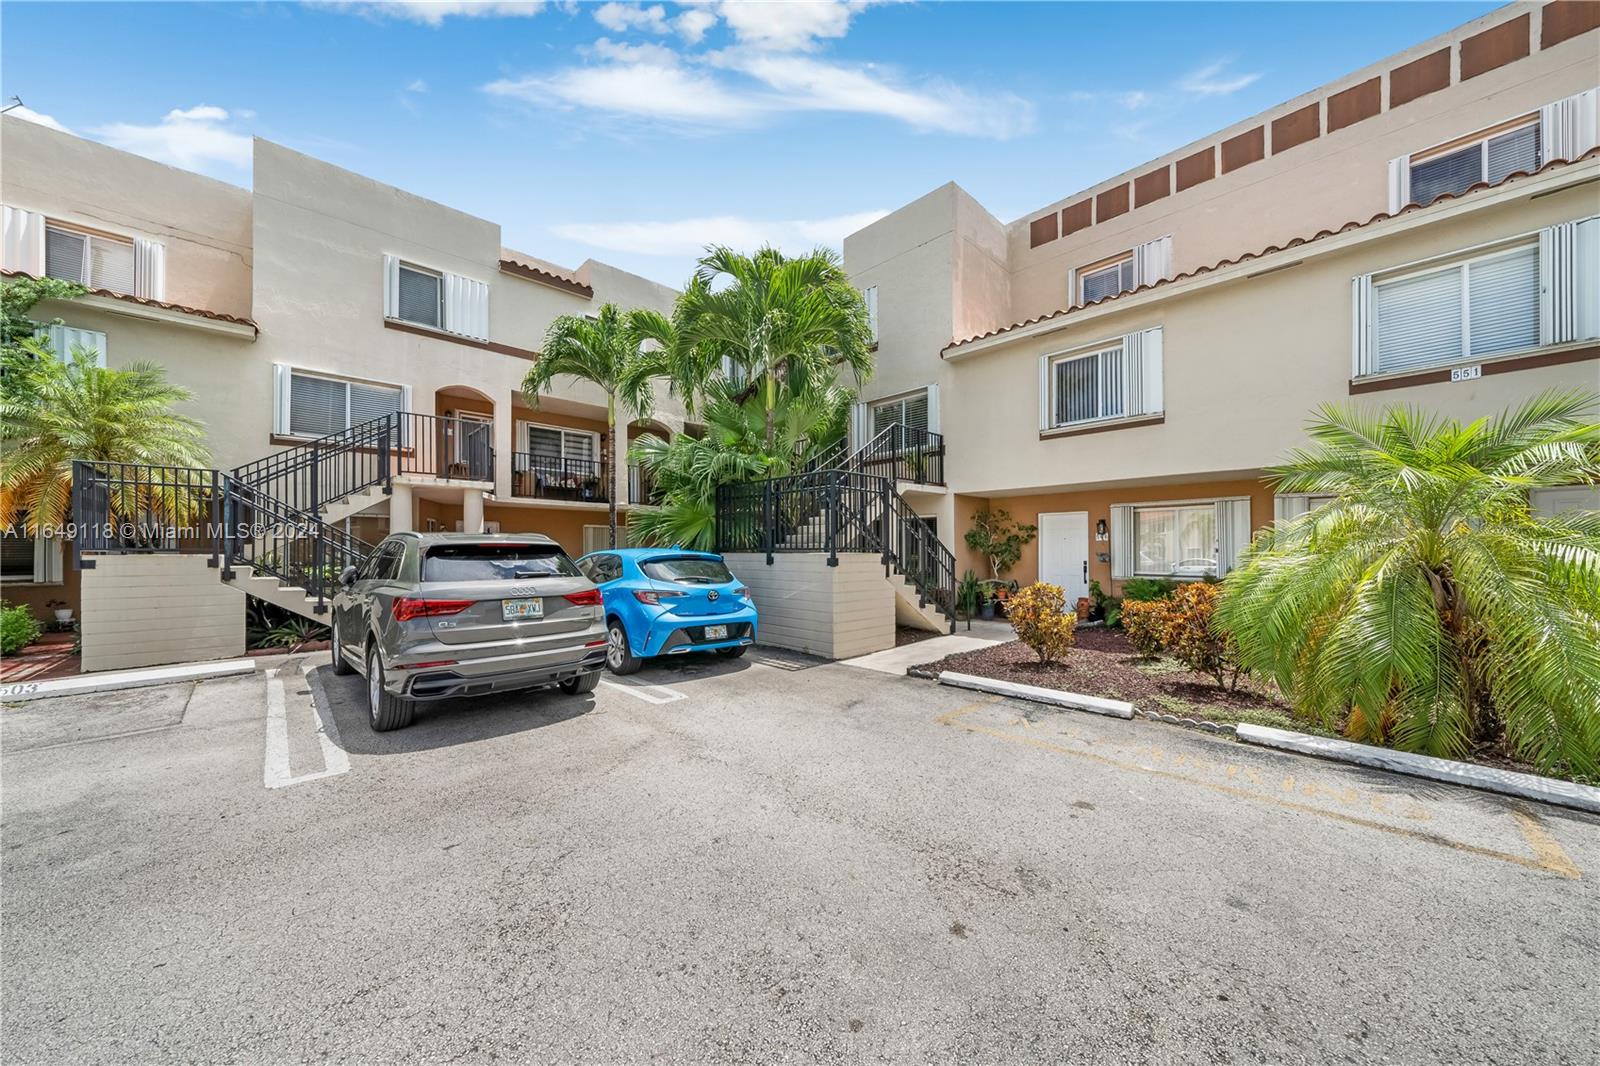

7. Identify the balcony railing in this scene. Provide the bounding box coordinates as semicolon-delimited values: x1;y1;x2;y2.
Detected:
856;425;945;486
512;454;610;503
628;464;659;505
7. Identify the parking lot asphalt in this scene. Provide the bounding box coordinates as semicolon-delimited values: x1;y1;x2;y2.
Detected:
3;648;1597;1064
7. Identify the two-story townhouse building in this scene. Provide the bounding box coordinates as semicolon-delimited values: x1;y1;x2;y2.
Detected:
845;1;1600;607
1;117;686;636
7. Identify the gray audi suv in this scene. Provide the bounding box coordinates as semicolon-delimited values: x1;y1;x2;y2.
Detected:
329;532;608;731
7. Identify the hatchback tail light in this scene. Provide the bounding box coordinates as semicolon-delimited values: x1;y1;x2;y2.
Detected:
392;597;474;622
733;587;750;599
563;588;604;607
633;589;686;606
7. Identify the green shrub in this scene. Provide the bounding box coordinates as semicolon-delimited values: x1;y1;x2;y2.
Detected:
1163;582;1246;691
1121;598;1168;657
1121;577;1177;602
1006;582;1077;664
0;603;43;654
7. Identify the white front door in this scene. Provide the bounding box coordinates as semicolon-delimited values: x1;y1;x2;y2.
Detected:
1038;511;1090;606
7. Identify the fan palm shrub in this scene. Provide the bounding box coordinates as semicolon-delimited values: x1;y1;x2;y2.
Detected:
1215;391;1600;776
1;341;210;535
521;303;659;549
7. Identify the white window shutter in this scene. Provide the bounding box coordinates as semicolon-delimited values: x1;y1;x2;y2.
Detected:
1140;327;1162;415
1540;217;1600;345
1540;87;1599;164
848;401;869;451
1037;354;1051;431
382;255;400;319
1274;494;1311;522
40;325;108;367
1386;156;1411;213
1109;504;1135;581
1134;235;1172;288
864;286;878;343
400;383;413;415
442;273;489;341
133;238;165;301
2;206;45;275
925;383;940;435
32;533;63;584
1066;268;1078;308
1350;274;1375;376
272;364;291;435
1214;498;1252;575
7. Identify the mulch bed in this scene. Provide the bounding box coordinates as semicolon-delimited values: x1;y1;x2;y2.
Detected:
920;628;1290;716
895;626;940;648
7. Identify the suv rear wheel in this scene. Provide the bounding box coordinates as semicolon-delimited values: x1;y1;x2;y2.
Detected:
366;645;416;732
330;617;353;676
559;670;601;694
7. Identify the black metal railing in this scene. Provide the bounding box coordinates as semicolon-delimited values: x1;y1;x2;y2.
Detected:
628;464;658;505
231;411;494;516
71;460;373;615
714;468;956;621
511;454;610;502
853;424;945;486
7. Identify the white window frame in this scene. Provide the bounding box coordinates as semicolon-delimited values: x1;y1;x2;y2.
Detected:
519;421;601;465
44;221;135;293
1407;115;1541;204
1130;501;1220;579
869;389;929;433
35;324;108;367
393;261;445;329
282;367;407;440
1078;254;1135;305
1046;341;1126;430
1368;238;1540;374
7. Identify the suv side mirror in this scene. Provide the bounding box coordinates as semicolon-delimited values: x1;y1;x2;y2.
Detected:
339;564;358;588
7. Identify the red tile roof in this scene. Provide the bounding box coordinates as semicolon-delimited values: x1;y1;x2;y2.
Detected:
944;148;1600;355
498;257;594;298
1;269;258;332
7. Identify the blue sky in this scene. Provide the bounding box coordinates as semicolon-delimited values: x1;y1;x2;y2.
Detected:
2;1;1500;286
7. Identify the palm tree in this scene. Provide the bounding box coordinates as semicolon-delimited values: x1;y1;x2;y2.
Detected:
521;303;657;548
1;341;210;535
679;245;872;449
627;379;852;550
1215;391;1600;777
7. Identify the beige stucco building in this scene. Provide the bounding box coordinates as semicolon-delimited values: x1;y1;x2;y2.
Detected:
843;1;1600;605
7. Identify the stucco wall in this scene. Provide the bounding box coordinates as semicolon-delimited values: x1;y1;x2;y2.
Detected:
79;554;245;672
724;553;894;659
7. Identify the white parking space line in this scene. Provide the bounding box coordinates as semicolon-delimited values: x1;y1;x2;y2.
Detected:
598;678;688;704
263;666;351;789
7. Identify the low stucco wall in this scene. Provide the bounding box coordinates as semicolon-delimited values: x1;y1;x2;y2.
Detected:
725;553;895;660
80;554;245;672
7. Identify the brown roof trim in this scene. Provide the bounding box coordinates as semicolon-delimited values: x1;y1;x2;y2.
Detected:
383;317;539;359
944;148;1600;355
498;258;594;298
2;269;258;332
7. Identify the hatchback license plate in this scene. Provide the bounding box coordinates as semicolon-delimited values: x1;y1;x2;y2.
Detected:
502;598;543;621
703;624;729;639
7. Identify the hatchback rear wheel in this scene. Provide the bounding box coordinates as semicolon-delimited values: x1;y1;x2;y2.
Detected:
606;621;642;675
366;645;415;732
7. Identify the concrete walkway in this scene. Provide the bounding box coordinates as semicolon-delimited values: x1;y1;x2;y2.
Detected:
841;619;1013;674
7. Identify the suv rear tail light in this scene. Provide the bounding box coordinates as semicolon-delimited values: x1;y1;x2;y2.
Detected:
392;597;474;622
563;588;604;607
633;589;686;606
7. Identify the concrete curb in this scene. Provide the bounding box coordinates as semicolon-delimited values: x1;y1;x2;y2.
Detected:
1;659;258;703
1236;724;1600;816
937;671;1135;719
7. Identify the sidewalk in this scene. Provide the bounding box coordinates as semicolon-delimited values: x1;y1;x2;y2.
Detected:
842;619;1013;675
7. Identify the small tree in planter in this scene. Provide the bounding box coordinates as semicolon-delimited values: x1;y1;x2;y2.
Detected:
964;508;1036;581
1007;582;1077;664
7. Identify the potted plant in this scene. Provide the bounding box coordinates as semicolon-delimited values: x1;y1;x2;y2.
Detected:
979;587;997;620
46;599;73;626
956;570;982;631
1075;595;1091;621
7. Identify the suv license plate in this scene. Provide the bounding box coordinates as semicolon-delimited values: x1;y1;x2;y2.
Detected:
502;598;543;621
704;624;729;639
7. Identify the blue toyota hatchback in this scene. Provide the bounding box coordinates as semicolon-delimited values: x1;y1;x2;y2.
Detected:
575;548;758;674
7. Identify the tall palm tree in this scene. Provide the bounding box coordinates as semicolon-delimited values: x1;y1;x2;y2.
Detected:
1215;391;1600;777
679;245;872;449
521;303;657;548
0;340;210;534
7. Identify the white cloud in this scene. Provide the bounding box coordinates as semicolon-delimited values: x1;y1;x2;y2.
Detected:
717;0;855;51
485;45;765;124
315;1;546;26
405;78;429;93
1178;59;1262;97
673;6;717;43
91;106;252;171
5;104;72;134
593;1;668;33
551;209;889;257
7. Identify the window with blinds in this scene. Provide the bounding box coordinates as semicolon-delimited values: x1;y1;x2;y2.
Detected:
396;264;443;328
0;529;36;580
524;425;598;464
1080;257;1135;304
1373;243;1539;374
870;391;929;437
1134;504;1216;577
288;372;403;438
44;224;135;293
1409;122;1540;207
1049;345;1125;427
